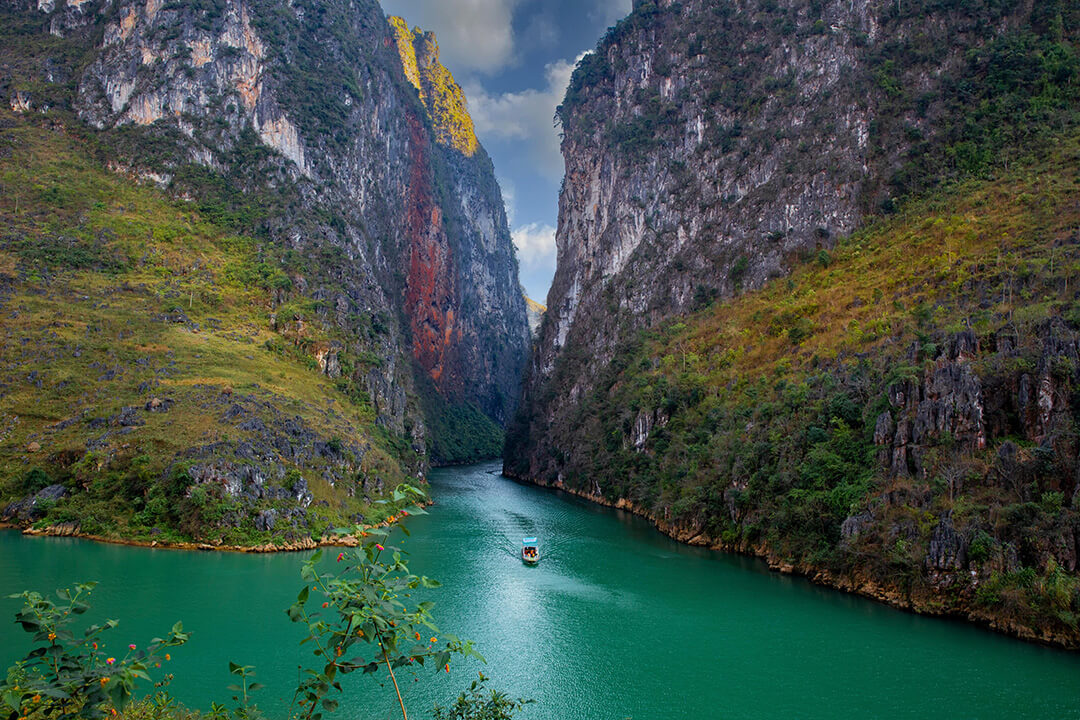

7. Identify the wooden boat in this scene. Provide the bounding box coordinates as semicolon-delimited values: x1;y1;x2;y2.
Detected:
521;537;540;564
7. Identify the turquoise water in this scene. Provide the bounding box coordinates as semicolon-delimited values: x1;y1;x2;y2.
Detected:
3;461;1080;719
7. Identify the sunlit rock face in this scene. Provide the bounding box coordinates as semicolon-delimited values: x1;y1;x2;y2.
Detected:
26;0;528;447
389;16;529;423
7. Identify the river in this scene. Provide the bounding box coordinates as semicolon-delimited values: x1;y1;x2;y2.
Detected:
3;461;1080;719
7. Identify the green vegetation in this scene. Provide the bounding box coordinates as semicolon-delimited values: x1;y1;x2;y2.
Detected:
508;135;1080;639
417;377;504;466
871;0;1080;202
1;581;189;720
247;0;375;150
1;489;529;720
0;120;414;545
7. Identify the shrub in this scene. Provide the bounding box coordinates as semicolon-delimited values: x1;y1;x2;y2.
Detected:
431;674;533;720
0;583;189;720
21;468;52;494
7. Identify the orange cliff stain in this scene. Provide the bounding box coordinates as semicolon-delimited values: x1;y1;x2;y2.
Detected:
403;111;461;394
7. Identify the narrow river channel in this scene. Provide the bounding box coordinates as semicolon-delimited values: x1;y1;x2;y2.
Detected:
3;461;1080;719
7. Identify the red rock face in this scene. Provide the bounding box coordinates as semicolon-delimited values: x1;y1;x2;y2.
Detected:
404;110;462;394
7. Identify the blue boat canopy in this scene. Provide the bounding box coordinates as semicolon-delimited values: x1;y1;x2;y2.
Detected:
522;537;538;545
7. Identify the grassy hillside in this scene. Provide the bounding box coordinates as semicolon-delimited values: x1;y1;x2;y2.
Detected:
0;117;416;545
507;135;1080;643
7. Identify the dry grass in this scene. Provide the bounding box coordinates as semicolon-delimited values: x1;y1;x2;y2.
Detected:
663;136;1080;384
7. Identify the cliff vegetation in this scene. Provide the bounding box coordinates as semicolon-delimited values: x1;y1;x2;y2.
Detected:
508;0;1080;646
508;136;1080;646
0;121;412;547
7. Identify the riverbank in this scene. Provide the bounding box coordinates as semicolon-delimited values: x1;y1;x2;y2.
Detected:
0;506;424;554
503;470;1080;651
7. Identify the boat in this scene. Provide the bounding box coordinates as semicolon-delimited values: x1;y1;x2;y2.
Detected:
521;537;540;564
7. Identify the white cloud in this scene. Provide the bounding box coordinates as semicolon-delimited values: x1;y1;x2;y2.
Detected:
465;53;585;181
513;222;557;275
380;0;522;74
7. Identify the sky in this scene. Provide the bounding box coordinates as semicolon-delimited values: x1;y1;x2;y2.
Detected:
379;0;634;303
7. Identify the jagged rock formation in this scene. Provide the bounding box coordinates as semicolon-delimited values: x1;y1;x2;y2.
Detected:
0;0;528;541
388;16;478;158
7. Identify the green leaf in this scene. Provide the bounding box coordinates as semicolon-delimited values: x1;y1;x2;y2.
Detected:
322;699;339;712
40;687;70;699
297;586;310;604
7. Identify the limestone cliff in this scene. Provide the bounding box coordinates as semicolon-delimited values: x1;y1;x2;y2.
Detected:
0;0;528;541
388;17;529;428
511;0;1078;483
23;0;527;442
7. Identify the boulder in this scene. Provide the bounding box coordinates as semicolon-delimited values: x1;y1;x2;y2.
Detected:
255;509;278;532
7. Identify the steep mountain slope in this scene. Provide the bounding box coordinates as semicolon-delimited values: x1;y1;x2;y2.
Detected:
0;123;411;546
0;0;528;542
512;0;1079;476
512;139;1080;645
507;0;1080;644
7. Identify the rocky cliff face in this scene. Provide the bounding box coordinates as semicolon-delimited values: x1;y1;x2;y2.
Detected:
510;0;1077;483
389;17;530;425
11;0;527;441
